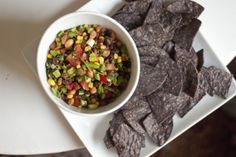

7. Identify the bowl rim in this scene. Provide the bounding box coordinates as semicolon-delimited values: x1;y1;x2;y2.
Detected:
37;11;140;116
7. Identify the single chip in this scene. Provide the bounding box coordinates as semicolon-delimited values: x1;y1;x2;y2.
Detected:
196;49;204;71
143;113;173;146
109;112;126;136
112;123;144;157
177;87;206;117
198;66;213;96
123;100;151;135
145;0;182;33
104;130;114;149
166;0;204;18
208;66;233;99
174;45;198;67
117;0;152;15
129;23;173;47
112;13;143;31
156;57;183;96
135;64;167;97
176;54;199;97
173;19;201;51
121;95;140;110
140;56;159;66
147;90;179;123
138;45;168;57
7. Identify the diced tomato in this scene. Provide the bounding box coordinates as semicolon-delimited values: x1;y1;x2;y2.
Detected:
50;41;56;50
74;96;81;106
100;75;108;84
74;45;83;59
66;82;74;90
73;82;81;90
80;81;89;91
60;48;66;54
66;54;79;67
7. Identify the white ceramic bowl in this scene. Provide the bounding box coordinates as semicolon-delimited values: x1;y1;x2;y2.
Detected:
37;12;140;116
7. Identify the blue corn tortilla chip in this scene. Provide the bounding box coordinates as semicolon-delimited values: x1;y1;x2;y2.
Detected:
112;13;143;31
129;23;174;47
173;19;201;51
112;123;144;157
147;90;179;123
196;49;204;71
135;63;167;97
156;57;183;96
138;45;168;57
140;56;159;66
123;100;151;135
143;113;173;146
167;0;204;18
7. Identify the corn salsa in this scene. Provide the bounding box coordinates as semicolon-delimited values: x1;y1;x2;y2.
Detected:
45;24;131;109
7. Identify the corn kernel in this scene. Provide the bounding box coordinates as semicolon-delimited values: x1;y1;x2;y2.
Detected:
76;39;83;44
99;57;104;64
94;61;100;65
100;45;106;50
83;24;88;28
47;54;53;59
85;77;91;83
83;32;87;36
88;82;93;88
117;56;122;63
48;78;55;86
84;46;91;52
67;94;73;99
77;35;83;40
76;64;81;69
114;53;118;59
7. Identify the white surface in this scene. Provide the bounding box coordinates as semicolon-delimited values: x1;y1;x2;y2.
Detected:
37;11;140;116
22;0;236;157
196;0;236;65
0;0;89;155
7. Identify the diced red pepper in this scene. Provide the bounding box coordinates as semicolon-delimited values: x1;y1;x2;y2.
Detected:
66;82;74;90
74;45;83;59
60;48;66;54
100;75;108;84
80;81;89;91
74;96;81;106
66;54;79;67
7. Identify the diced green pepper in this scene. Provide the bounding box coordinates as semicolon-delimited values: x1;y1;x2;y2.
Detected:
68;31;77;38
53;69;61;78
55;38;62;48
57;31;64;37
50;50;60;57
99;64;105;72
89;53;97;62
98;84;104;95
67;67;76;75
84;62;100;69
94;73;100;80
79;89;85;95
60;86;67;94
71;27;77;32
51;87;59;97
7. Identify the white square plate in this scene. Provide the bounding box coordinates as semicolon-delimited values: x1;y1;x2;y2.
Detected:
22;0;236;157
